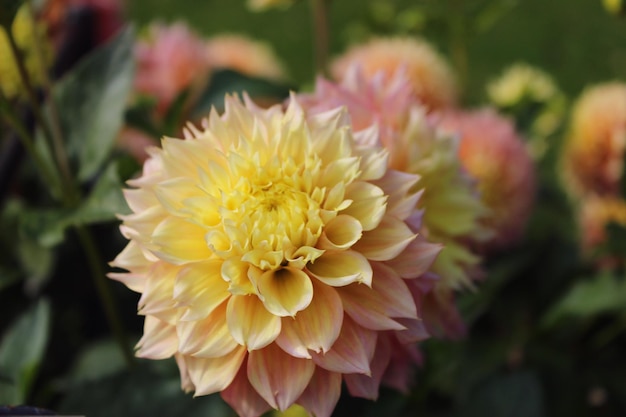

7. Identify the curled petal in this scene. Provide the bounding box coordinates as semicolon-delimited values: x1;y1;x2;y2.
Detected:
177;301;238;358
317;214;363;250
352;216;416;261
276;280;343;358
371;170;421;220
138;262;180;324
297;368;342;417
307;250;372;287
342;181;387;231
151;217;211;264
311;316;376;374
247;343;315;411
222;357;272;417
221;258;256;295
174;260;229;321
186;345;247;396
227;295;281;350
136;316;178;359
257;267;313;317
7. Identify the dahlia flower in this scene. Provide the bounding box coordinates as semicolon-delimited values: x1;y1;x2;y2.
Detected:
134;22;210;113
579;195;626;254
110;94;441;416
299;67;488;296
206;34;287;82
0;6;52;99
561;82;626;197
439;109;536;251
331;37;457;110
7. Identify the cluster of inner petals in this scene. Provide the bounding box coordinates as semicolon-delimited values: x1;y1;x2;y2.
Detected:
110;95;440;417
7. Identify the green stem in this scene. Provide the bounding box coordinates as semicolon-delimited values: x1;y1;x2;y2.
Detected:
75;225;135;367
309;0;331;76
0;92;61;192
448;0;468;93
5;19;76;204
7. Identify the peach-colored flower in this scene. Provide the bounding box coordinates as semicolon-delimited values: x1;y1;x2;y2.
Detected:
134;22;211;113
579;195;626;254
439;109;536;251
110;94;441;416
206;34;287;81
331;37;457;110
561;82;626;197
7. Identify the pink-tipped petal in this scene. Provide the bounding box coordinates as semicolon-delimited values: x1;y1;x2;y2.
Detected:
222;357;273;417
186;345;247;396
344;335;392;400
385;236;442;279
227;295;282;350
353;216;416;261
311;316;376;374
176;301;238;358
276;280;343;358
297;368;342;417
247;343;315;411
136;316;178;359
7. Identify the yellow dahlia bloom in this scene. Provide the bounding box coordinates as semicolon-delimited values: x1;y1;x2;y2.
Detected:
206;34;287;82
0;6;52;99
331;37;457;110
110;94;441;416
579;195;626;254
562;82;626;197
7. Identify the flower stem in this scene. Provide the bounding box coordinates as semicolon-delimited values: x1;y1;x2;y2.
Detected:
0;91;62;195
75;225;135;367
5;17;76;205
309;0;331;76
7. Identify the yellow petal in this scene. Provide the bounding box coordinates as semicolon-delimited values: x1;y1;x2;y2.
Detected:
247;343;315;411
317;214;363;250
307;250;372;287
174;260;230;321
151;217;211;264
177;301;238;358
185;345;247;396
257;267;313;317
227;295;281;350
276;280;343;357
221;258;256;295
136;316;178;359
138;262;180;324
341;181;387;231
352;215;416;261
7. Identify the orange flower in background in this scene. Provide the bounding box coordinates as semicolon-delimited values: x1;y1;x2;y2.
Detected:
110;95;441;416
299;67;488;339
134;22;211;113
439;109;536;252
331;37;457;110
561;82;626;197
206;34;288;82
579;195;626;254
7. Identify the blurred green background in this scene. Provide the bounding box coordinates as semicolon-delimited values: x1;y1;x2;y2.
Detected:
126;0;626;102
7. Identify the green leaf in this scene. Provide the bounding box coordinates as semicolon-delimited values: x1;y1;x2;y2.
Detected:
605;222;626;257
18;161;129;247
66;339;126;385
16;237;54;294
192;69;291;118
60;359;232;417
0;299;51;404
543;272;626;327
51;26;135;181
457;371;544;417
0;0;22;28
